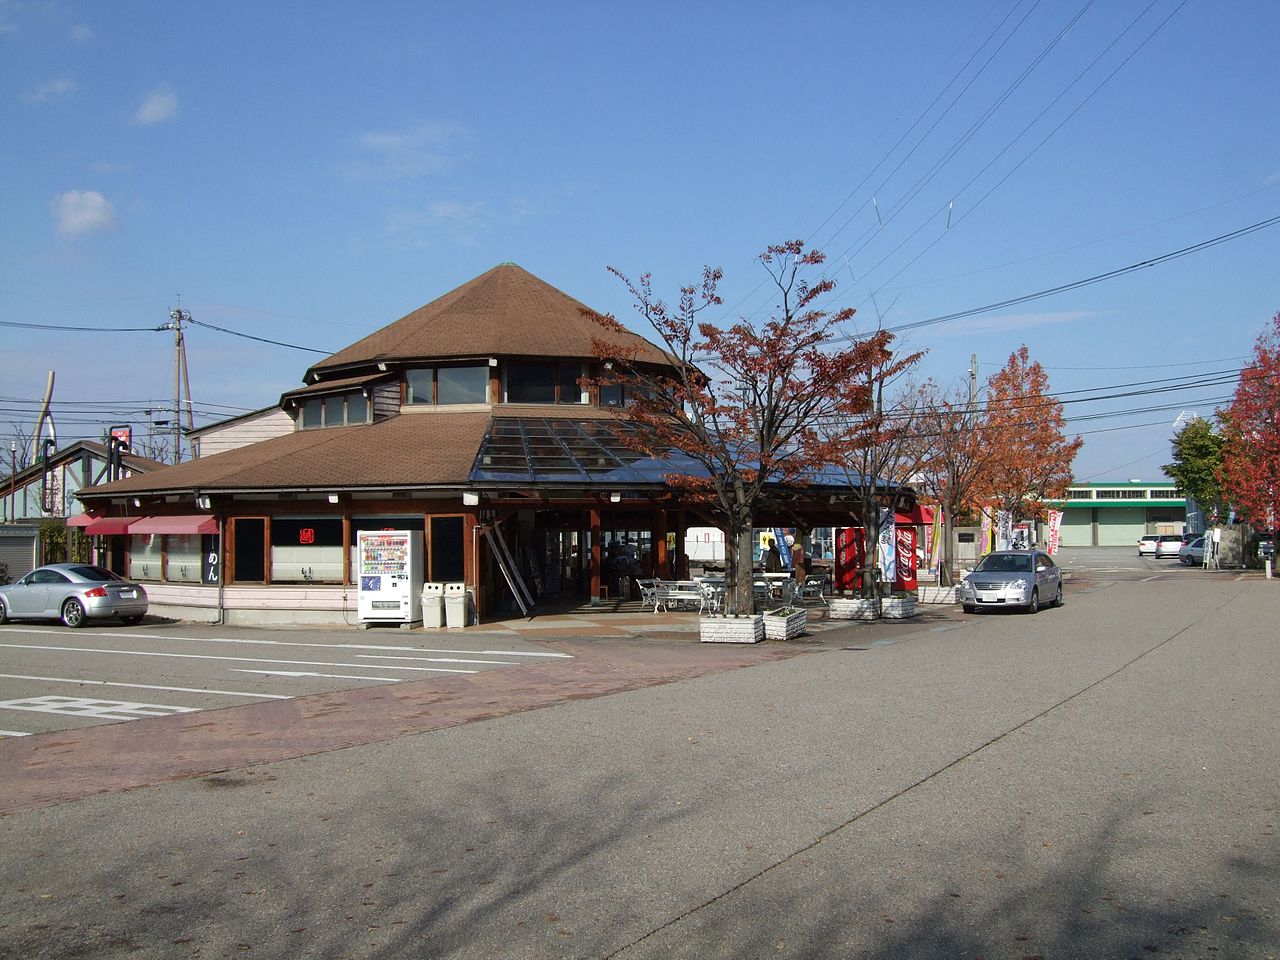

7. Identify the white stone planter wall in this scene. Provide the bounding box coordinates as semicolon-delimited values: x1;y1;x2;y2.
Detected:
880;596;917;619
700;615;765;644
917;585;958;604
763;609;807;641
828;597;880;621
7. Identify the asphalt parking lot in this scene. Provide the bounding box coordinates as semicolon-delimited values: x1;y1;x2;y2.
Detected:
0;622;574;737
1;564;1275;959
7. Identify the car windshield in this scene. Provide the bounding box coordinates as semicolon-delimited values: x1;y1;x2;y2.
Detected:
975;554;1032;573
68;565;123;582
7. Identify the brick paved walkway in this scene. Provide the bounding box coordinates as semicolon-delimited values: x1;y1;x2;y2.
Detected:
0;637;806;816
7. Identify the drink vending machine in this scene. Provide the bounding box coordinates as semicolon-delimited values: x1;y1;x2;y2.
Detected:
356;530;424;626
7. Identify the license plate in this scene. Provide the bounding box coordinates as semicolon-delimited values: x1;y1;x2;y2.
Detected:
119;590;136;598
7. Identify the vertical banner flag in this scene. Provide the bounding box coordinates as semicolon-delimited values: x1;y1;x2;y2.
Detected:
877;508;896;583
1046;509;1063;555
927;508;942;577
979;509;993;556
995;510;1014;551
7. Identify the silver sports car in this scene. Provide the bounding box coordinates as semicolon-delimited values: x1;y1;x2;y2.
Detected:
0;563;148;627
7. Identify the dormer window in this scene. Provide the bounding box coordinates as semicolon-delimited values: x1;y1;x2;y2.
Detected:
406;364;490;405
505;361;586;404
298;392;371;428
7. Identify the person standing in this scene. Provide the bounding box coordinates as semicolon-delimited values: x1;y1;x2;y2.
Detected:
790;535;807;583
764;537;782;573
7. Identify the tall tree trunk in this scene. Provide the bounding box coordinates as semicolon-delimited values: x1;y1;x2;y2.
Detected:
731;524;756;616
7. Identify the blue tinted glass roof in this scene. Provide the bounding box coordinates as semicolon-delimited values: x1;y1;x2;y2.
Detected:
469;418;876;489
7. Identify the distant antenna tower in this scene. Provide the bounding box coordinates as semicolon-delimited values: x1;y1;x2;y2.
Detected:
165;297;195;464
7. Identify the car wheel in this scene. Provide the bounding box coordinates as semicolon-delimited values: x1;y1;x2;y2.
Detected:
1053;583;1064;607
61;598;87;628
121;614;144;626
1026;589;1039;614
0;598;9;625
962;603;976;614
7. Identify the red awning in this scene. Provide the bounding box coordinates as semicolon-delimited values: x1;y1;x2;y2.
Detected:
83;517;137;536
66;513;100;528
895;504;936;525
129;515;218;535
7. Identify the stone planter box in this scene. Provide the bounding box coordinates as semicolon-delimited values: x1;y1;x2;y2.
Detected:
828;597;880;621
699;615;764;644
763;608;807;641
917;585;958;605
880;596;917;619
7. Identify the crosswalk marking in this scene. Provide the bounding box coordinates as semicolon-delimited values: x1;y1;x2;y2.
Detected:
0;673;290;700
0;695;199;722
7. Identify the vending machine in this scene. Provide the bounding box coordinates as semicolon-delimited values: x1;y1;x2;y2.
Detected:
356;530;424;626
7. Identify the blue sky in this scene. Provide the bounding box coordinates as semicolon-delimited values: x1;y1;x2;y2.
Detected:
2;0;1277;480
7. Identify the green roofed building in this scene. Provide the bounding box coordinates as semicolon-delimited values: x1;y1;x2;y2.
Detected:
1051;481;1187;548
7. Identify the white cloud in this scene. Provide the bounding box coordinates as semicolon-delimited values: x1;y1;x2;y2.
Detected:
131;88;178;125
70;23;93;42
24;76;77;103
384;200;485;247
928;310;1092;338
353;121;468;179
51;189;119;238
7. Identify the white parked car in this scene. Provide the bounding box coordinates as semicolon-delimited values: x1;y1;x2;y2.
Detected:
1178;537;1206;566
959;550;1063;614
0;563;148;627
1137;534;1160;556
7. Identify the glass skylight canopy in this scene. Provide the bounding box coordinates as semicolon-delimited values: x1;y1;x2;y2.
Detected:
468;418;872;489
469;418;705;485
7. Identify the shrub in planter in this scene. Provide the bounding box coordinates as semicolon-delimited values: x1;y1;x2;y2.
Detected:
828;597;880;620
880;594;917;619
699;614;765;644
763;605;808;640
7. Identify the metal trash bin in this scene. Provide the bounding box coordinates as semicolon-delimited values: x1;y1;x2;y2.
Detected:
444;582;467;628
421;582;444;628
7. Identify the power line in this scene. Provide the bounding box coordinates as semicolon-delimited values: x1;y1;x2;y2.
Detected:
848;214;1280;338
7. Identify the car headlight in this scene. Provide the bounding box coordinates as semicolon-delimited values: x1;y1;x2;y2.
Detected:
1007;578;1027;590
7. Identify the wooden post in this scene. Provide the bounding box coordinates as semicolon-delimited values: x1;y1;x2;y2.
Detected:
676;505;688;578
589;507;602;606
655;506;668;578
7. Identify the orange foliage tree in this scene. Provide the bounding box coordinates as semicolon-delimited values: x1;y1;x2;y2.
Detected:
1219;312;1280;546
977;345;1081;523
824;350;925;598
911;380;995;584
585;242;897;616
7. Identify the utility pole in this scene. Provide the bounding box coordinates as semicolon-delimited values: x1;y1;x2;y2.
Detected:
165;300;195;464
968;353;978;411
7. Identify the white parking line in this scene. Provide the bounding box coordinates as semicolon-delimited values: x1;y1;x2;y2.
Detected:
355;654;516;665
231;669;404;682
0;643;479;674
0;729;31;737
0;627;572;658
0;673;290;700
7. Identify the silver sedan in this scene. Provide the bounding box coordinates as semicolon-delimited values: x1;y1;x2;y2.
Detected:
0;563;148;628
959;550;1063;614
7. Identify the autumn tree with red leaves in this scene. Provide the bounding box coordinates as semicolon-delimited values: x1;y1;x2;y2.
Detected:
823;349;925;599
977;345;1082;523
1219;312;1280;550
911;380;996;584
586;242;898;616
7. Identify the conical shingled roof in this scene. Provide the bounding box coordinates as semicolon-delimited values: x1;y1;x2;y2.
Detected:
307;262;672;378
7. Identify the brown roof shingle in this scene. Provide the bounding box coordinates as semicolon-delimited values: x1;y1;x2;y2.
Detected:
307;262;671;377
80;413;491;498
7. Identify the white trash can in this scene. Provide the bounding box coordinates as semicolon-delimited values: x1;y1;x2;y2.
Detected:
444;582;467;628
421;582;444;628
